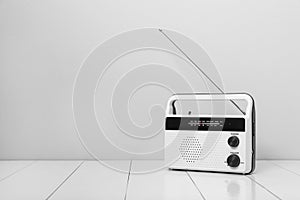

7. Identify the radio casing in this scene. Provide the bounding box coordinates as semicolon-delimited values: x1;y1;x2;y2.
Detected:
165;93;255;175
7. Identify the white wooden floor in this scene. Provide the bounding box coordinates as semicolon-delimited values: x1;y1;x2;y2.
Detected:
0;160;299;200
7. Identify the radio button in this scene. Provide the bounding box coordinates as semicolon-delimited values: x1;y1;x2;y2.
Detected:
227;154;240;168
228;136;239;148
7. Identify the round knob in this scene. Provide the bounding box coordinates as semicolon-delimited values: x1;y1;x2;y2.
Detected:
227;154;240;168
228;136;239;148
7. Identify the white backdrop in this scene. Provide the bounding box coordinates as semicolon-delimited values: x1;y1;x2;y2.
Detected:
0;0;300;159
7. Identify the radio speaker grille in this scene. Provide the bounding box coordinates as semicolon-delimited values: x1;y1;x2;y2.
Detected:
179;136;202;163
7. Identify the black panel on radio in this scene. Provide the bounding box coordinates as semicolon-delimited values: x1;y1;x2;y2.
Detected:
165;117;245;132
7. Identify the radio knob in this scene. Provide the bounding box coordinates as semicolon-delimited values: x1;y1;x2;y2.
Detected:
228;136;239;148
227;154;240;168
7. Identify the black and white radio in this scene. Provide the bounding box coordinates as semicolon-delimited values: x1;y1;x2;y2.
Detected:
165;93;255;174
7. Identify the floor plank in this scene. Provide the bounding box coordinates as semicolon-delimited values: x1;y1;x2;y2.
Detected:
0;161;34;181
271;160;300;175
188;170;278;200
0;161;81;200
0;160;299;199
250;161;300;200
49;161;130;200
126;160;204;200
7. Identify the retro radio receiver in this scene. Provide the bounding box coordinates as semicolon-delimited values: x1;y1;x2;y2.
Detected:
165;93;255;174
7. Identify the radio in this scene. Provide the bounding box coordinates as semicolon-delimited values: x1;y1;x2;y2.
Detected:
165;93;255;174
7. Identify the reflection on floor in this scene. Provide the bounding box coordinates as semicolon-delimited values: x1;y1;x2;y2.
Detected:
0;160;299;199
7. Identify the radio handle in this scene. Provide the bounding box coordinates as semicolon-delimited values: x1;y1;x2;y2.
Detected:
166;93;254;118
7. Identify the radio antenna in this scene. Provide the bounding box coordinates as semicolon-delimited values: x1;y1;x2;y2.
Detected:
159;29;246;115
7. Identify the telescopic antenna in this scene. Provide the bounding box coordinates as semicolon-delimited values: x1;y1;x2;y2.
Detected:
159;29;246;115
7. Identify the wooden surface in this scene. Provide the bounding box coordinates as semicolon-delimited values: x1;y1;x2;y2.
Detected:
0;160;299;200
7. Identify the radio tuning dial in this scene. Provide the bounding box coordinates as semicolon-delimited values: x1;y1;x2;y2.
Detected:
227;154;240;168
228;136;239;147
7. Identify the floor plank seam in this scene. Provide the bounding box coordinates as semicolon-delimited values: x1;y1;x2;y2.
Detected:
45;161;85;200
246;175;282;200
269;161;300;177
0;160;37;183
123;160;132;200
186;172;206;200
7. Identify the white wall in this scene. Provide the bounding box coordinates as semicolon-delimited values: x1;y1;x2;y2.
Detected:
0;0;300;159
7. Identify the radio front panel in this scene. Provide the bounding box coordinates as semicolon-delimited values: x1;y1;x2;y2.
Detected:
165;93;255;174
